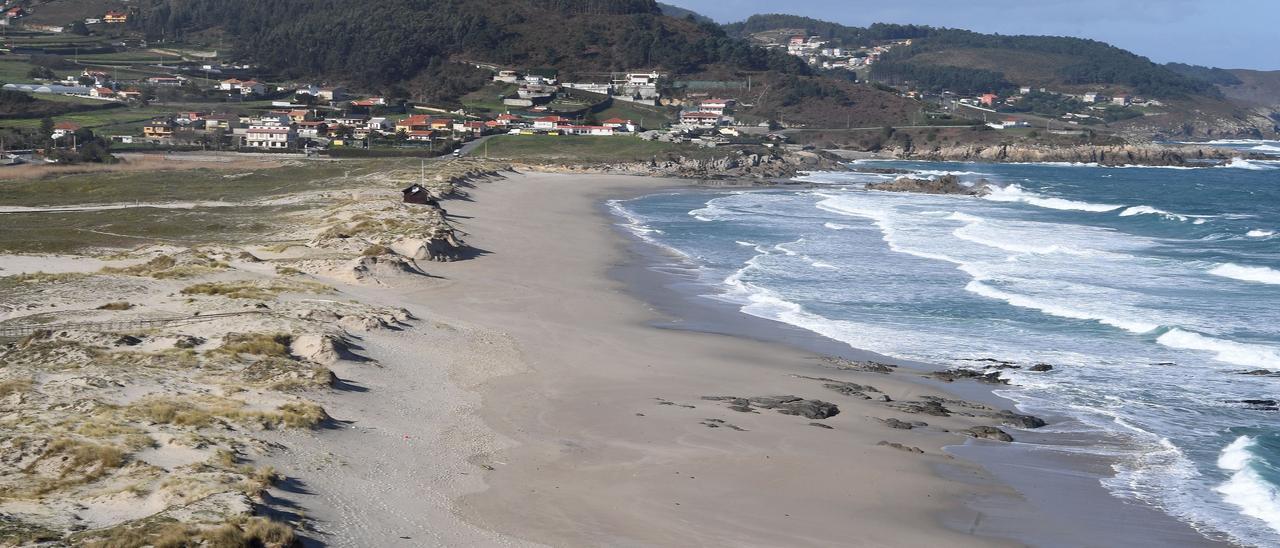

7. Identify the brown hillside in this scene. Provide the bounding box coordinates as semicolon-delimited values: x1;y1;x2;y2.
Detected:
908;48;1126;94
1221;69;1280;108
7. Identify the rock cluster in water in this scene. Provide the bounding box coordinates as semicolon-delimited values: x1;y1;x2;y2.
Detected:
866;174;993;196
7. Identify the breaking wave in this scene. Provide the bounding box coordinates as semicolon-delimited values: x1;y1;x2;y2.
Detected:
1215;436;1280;535
983;184;1123;212
1211;263;1280;286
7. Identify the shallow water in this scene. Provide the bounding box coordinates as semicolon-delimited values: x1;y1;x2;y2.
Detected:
611;152;1280;546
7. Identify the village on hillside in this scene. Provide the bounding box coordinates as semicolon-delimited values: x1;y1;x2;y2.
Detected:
0;2;1163;166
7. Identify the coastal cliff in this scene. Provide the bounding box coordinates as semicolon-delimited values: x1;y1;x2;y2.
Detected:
888;143;1237;166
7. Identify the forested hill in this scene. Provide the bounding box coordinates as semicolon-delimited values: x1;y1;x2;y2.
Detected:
728;14;1215;99
724;14;932;48
131;0;806;100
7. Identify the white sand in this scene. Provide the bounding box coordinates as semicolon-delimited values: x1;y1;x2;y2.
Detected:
261;172;1017;546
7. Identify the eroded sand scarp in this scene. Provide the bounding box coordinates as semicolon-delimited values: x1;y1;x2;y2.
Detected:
0;160;509;545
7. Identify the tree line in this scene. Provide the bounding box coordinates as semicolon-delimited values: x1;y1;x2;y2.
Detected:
128;0;809;104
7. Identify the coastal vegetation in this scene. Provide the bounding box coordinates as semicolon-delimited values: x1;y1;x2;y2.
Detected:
481;134;724;162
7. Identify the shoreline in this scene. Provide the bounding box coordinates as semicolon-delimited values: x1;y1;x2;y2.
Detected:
597;182;1229;547
414;172;1019;546
0;163;1238;545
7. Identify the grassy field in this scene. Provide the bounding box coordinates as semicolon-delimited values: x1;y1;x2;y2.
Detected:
0;59;39;83
595;100;675;129
17;0;124;26
481;134;726;163
459;82;517;114
0;161;385;253
1;105;169;131
0;161;371;207
73;51;183;63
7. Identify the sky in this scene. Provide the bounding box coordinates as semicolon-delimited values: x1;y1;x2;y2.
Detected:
664;0;1279;71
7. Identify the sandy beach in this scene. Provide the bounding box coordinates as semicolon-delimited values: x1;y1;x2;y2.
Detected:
278;171;1025;547
0;161;1231;546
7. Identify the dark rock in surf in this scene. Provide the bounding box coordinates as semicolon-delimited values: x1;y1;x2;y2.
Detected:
965;426;1015;442
1227;399;1279;411
866;174;993;196
992;410;1047;429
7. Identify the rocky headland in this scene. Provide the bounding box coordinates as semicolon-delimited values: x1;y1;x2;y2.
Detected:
885;143;1240;166
520;148;847;180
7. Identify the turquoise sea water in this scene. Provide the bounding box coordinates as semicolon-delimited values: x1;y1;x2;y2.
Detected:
611;151;1280;545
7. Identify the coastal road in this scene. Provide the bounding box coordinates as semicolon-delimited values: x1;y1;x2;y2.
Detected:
448;134;500;159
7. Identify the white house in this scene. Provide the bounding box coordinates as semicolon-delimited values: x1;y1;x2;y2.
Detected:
533;116;570;130
561;125;615;136
679;111;721;128
220;78;265;95
697;98;734;115
317;87;348;102
368;117;392;133
601;118;638;132
245;122;296;149
625;72;660;85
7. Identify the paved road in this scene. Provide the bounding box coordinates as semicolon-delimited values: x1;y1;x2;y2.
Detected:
450;134;500;159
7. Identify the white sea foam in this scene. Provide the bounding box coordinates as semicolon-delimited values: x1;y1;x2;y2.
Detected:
983;184;1123;212
1221;158;1279;171
953;222;1096;256
1252;144;1280;154
1215;436;1280;535
1211;263;1280;285
945;211;984;223
1119;205;1192;222
810;260;838;270
606;199;692;259
773;242;800;256
911;169;985;178
965;280;1160;333
1200;139;1279;146
823;222;856;230
1156;329;1280;369
815;198;963;264
1248;230;1275;238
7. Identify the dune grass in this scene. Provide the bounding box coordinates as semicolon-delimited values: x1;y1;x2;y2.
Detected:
216;333;292;357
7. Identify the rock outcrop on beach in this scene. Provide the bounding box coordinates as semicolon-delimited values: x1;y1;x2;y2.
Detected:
866;174;993;196
702;395;841;419
887;143;1237;167
964;426;1015;442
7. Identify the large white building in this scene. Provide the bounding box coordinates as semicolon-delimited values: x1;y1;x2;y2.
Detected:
245;122;296;149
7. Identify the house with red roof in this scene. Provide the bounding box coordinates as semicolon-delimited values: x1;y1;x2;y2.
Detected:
350;97;387;107
396;115;434;134
533;115;571;129
494;113;523;127
51;122;82;139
